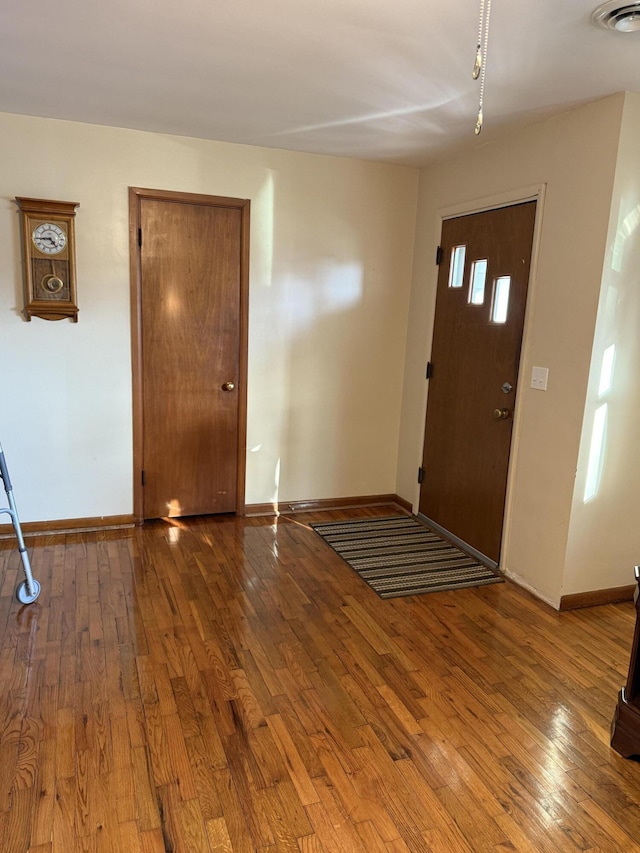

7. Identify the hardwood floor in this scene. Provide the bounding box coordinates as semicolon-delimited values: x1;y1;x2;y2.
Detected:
1;507;639;852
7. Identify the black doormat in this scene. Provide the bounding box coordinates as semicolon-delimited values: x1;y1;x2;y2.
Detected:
310;515;503;599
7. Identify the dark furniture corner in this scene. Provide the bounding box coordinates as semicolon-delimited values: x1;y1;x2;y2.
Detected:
611;566;640;758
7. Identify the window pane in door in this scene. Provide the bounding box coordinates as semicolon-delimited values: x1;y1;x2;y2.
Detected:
469;259;487;305
448;245;466;288
492;276;511;323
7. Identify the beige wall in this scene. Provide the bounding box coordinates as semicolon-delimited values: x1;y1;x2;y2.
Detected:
5;97;635;602
563;92;640;595
0;112;418;521
397;94;625;606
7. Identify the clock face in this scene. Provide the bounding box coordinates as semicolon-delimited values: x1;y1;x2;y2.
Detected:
32;222;67;255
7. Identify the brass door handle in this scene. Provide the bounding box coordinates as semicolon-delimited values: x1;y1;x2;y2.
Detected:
493;407;511;420
221;382;235;392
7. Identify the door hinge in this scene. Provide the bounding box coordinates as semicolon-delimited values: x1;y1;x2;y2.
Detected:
435;245;443;266
138;228;142;247
426;361;433;379
141;469;145;486
418;466;424;484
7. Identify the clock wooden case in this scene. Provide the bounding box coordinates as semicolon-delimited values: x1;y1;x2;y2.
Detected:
16;197;79;322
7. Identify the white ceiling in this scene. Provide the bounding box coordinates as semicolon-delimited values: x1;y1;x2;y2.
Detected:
1;0;639;167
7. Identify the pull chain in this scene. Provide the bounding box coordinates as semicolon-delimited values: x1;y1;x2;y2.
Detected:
472;0;485;80
473;0;492;135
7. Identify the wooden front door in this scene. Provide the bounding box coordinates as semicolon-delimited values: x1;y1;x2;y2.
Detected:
131;188;249;520
419;201;536;563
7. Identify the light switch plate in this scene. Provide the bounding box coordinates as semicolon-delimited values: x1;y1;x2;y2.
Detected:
531;366;549;391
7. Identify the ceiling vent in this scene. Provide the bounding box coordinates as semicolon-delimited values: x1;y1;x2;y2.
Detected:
592;1;640;31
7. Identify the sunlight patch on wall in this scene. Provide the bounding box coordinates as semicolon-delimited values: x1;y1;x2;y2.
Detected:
603;284;618;328
598;344;616;396
272;456;281;506
285;261;363;333
583;403;608;503
321;262;363;313
612;202;640;272
254;170;275;287
582;304;617;503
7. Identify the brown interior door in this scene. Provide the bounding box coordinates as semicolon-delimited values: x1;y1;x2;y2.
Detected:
419;201;536;563
139;196;243;519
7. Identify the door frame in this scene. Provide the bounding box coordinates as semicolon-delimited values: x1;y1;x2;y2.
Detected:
416;183;546;563
129;186;250;522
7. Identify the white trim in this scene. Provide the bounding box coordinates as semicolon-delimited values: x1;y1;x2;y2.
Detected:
500;184;547;565
439;184;543;221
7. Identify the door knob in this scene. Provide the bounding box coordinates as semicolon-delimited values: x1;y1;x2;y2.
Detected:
493;407;511;420
221;382;235;392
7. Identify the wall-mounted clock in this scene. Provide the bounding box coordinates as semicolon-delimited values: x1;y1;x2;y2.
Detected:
15;197;79;321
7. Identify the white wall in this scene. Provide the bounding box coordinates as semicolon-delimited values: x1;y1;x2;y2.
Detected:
0;112;418;521
563;92;640;595
397;94;625;606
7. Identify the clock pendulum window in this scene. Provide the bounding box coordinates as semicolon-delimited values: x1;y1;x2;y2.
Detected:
15;197;80;322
